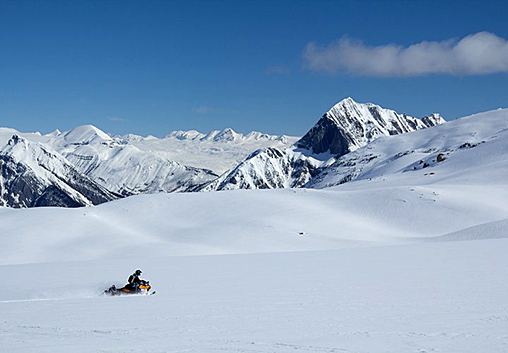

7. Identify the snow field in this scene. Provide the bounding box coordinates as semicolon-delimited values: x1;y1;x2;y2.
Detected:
2;179;508;266
2;239;508;352
2;179;508;352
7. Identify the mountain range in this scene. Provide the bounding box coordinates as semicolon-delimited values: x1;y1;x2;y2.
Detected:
0;96;476;208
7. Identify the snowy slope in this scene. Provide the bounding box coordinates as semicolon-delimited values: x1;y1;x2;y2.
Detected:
0;135;118;207
2;239;508;353
0;127;53;145
2;179;508;264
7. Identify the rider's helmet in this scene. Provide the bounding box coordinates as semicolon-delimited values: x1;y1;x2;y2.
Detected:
135;269;142;276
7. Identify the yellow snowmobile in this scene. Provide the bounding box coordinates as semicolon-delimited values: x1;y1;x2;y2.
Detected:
104;279;155;296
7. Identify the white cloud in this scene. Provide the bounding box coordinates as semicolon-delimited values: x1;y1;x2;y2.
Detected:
303;32;508;77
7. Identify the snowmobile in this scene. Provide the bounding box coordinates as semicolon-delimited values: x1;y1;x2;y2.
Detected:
104;279;155;296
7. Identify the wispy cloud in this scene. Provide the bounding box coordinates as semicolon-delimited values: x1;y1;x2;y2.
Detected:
107;116;124;122
192;106;215;114
303;32;508;77
267;66;291;75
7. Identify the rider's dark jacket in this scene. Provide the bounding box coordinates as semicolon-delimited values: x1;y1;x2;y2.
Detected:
128;273;142;286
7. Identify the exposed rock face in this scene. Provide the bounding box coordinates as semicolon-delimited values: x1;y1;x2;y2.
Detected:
0;135;118;208
201;97;446;192
422;113;446;128
297;116;352;156
297;97;445;155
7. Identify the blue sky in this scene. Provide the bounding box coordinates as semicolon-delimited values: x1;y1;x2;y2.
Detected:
1;0;507;136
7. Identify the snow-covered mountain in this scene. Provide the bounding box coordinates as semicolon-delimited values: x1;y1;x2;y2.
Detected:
202;97;445;191
309;108;508;189
0;135;118;207
163;127;290;143
125;127;298;174
47;125;218;196
297;97;445;155
199;148;335;191
0;125;296;203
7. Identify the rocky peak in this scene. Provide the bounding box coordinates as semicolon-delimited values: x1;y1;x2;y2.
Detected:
6;134;28;148
296;97;446;156
421;113;446;127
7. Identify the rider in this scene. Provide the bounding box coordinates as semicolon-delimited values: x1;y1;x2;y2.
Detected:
125;269;143;291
